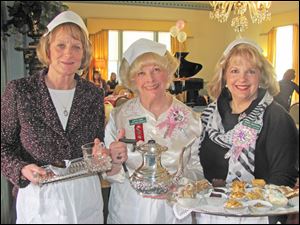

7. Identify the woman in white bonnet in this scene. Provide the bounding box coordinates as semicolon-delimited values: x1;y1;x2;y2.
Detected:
196;38;298;224
1;11;106;223
103;38;204;223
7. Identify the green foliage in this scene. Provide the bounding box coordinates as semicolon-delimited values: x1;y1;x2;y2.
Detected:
2;1;68;37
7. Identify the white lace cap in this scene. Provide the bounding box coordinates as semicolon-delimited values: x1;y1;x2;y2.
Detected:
123;38;167;65
44;11;88;37
223;38;263;56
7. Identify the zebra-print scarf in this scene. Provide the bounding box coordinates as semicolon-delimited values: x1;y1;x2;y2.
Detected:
199;90;273;183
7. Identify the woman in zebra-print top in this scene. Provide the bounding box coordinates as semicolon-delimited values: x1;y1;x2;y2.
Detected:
196;38;298;224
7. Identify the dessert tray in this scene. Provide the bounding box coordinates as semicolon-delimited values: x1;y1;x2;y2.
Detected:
169;179;299;218
37;156;112;186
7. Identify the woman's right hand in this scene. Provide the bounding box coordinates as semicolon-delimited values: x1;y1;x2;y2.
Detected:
93;138;110;157
21;164;47;184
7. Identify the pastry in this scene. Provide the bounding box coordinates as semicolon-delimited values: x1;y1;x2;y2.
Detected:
230;191;246;199
231;180;246;192
265;184;298;198
210;192;223;198
285;188;299;199
268;189;288;206
248;200;272;213
253;202;265;208
212;178;226;187
246;190;264;200
195;179;211;192
252;179;266;188
224;199;243;208
213;188;227;193
278;186;296;198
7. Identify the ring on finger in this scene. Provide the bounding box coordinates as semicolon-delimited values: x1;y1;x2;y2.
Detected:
33;172;38;179
116;153;122;160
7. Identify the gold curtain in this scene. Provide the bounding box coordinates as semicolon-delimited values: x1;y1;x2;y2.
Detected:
171;37;186;55
292;24;299;104
88;30;109;81
267;28;277;67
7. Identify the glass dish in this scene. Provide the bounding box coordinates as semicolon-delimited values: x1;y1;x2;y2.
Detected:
38;156;112;185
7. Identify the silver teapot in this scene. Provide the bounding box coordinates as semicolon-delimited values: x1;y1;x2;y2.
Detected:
123;139;190;196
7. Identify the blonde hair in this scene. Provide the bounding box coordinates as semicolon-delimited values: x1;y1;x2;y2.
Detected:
36;23;92;69
208;43;279;100
119;51;179;93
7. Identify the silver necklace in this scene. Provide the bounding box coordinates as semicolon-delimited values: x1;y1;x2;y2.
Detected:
63;107;69;117
50;89;74;117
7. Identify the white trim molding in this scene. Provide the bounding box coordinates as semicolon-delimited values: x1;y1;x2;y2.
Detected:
67;1;211;10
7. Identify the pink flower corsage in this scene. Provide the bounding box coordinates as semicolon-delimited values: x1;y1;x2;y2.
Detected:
157;106;189;138
231;123;257;160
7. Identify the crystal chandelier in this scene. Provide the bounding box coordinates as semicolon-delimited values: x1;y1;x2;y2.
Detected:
209;1;272;33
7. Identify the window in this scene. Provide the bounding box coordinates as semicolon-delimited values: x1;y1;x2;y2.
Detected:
158;32;171;51
275;25;293;80
123;31;154;53
108;31;119;80
108;30;171;81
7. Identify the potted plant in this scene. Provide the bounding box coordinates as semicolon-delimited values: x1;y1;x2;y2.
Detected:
2;1;68;38
2;1;68;75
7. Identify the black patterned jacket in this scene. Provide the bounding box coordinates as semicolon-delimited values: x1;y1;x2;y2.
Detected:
1;69;105;189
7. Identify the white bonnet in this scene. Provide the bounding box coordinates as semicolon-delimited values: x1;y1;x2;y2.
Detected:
223;38;263;56
123;38;167;65
44;11;88;37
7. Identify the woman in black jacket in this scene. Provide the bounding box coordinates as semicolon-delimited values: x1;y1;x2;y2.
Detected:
196;38;298;224
1;11;106;223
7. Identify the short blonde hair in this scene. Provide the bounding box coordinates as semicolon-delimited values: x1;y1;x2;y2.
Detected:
36;23;92;69
208;43;279;100
119;51;179;93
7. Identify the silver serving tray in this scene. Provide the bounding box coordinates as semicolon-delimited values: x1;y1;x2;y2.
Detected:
172;187;299;217
38;157;112;185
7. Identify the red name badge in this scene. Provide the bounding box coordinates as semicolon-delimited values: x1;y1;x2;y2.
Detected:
134;124;144;142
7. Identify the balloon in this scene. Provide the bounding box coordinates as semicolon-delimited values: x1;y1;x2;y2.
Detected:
176;19;185;30
169;25;179;37
177;31;187;43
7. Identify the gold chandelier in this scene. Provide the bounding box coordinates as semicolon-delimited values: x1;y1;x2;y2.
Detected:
209;1;272;33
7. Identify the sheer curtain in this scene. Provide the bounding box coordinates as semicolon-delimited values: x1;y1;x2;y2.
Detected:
268;25;299;105
267;27;277;67
292;24;299;104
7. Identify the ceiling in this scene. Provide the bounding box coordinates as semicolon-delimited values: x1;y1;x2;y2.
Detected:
66;1;299;15
268;1;299;14
184;1;299;14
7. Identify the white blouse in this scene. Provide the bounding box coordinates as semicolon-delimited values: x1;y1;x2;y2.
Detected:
48;88;75;130
104;97;203;224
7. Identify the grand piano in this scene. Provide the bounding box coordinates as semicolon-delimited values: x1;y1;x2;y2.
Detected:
170;52;205;106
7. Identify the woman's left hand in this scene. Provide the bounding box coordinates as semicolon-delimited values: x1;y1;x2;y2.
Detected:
109;128;128;164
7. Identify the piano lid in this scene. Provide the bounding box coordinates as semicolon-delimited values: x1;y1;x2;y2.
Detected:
174;52;202;78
